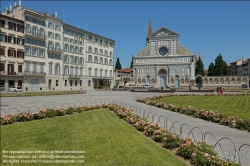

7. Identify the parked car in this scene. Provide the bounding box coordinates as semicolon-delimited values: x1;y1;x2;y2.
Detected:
242;84;248;88
8;86;22;92
141;84;154;88
0;85;4;91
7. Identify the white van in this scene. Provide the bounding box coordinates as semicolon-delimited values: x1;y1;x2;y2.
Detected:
142;84;154;88
126;83;137;88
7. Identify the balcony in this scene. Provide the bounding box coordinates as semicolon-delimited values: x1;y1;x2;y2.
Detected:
0;71;24;76
24;71;46;76
68;74;80;79
47;46;63;53
25;30;46;39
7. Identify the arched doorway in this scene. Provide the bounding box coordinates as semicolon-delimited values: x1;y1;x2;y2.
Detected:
146;75;150;84
175;75;179;87
159;69;167;87
195;74;203;86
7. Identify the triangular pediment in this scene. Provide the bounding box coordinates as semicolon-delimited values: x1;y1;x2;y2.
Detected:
149;27;180;37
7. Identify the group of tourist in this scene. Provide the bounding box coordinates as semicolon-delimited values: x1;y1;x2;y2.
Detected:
217;85;224;94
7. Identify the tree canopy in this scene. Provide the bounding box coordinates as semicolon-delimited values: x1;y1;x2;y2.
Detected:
195;56;204;84
130;55;133;68
208;53;228;76
115;57;122;70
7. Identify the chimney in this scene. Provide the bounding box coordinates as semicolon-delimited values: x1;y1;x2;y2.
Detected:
19;0;21;6
15;2;16;6
10;5;12;11
55;11;57;17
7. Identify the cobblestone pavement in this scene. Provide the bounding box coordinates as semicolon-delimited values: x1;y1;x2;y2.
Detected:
1;90;249;165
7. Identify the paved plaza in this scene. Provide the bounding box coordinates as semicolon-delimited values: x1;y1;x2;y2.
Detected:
1;90;250;165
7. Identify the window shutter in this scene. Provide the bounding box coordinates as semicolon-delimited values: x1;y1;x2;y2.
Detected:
14;37;16;44
22;51;24;58
14;50;16;57
22;39;25;45
5;35;7;42
8;49;10;56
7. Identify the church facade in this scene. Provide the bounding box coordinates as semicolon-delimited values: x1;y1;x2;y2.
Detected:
133;21;197;88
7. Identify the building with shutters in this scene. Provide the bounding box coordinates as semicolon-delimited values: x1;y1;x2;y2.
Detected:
133;20;196;88
1;2;115;91
0;14;25;90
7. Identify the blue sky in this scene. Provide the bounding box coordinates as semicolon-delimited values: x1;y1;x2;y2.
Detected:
1;1;250;69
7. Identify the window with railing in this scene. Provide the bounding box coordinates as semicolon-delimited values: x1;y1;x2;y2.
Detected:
25;47;30;55
18;65;22;72
70;45;74;53
110;70;112;77
80;47;83;54
55;24;60;31
55;54;61;60
8;49;15;57
49;63;52;75
88;55;92;62
105;70;107;77
55;34;60;40
64;55;69;63
32;27;37;35
100;69;103;77
109;59;113;65
48;42;54;50
80;68;83;76
95;69;97;76
88;68;92;76
0;47;5;56
8;22;16;31
0;34;4;42
75;57;78;65
25;62;30;72
64;67;69;75
55;65;60;75
17;24;24;33
17;51;24;58
88;46;92;53
55;43;60;51
70;56;74;64
39;49;44;57
94;56;98;63
0;19;5;28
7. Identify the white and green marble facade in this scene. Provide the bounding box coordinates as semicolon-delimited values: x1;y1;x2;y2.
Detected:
133;27;196;88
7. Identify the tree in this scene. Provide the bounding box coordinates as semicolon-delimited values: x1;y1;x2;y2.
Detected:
222;60;228;76
115;57;122;70
130;55;133;68
195;56;204;84
209;53;228;76
208;62;215;76
214;54;227;76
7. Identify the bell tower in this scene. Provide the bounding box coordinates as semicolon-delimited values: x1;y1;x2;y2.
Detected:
146;19;152;46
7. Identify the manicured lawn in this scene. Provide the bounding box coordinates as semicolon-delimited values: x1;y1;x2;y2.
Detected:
157;95;250;120
1;109;188;166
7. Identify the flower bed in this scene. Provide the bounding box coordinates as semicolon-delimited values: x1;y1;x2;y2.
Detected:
136;94;250;132
0;90;86;97
0;104;239;166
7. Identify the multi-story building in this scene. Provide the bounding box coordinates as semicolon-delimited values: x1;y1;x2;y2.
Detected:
46;14;64;91
2;2;115;91
0;14;25;90
84;32;115;88
62;24;86;90
114;68;134;87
